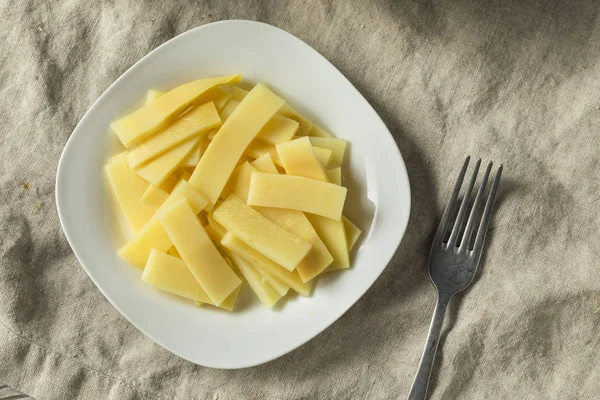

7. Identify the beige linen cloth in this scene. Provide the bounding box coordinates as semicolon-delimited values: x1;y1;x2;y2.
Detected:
1;1;599;399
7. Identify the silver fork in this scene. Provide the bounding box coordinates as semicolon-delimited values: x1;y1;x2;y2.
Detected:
407;156;503;400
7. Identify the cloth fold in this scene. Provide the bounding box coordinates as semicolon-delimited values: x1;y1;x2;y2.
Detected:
1;0;599;399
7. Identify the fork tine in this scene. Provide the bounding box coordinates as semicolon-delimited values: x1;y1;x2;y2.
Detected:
459;162;492;252
447;158;481;248
471;164;503;252
434;156;470;242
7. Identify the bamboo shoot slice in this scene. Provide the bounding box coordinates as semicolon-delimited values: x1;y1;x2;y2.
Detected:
185;245;242;311
243;141;334;169
209;88;232;112
159;168;191;192
221;233;311;296
230;253;282;308
308;214;350;270
181;135;207;168
343;216;362;250
277;136;328;181
307;124;334;138
313;147;333;167
218;286;241;311
213;195;311;271
231;86;249;101
133;136;199;186
111;75;241;147
189;84;285;208
248;173;347;221
257;115;299;145
203;225;250;312
308;137;347;167
256;269;290;296
105;153;155;234
326;167;342;185
244;140;282;165
204;224;224;244
127;102;220;168
206;220;289;296
159;198;241;305
257;207;333;282
118;180;208;268
220;99;239;121
279;104;313;136
251;153;279;174
207;213;227;238
223;162;257;202
230;156;331;281
140;184;169;210
142;249;211;303
182;144;202;168
145;90;164;104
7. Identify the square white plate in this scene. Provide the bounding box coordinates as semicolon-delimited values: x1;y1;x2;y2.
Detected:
56;20;411;369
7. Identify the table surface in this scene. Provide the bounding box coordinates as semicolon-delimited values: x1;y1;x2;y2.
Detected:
1;0;599;399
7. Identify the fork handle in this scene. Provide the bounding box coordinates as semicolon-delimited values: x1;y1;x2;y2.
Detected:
407;293;451;400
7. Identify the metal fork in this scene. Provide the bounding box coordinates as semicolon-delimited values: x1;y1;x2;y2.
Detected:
407;156;503;400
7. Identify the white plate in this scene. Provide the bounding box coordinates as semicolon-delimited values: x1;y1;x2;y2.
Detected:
56;20;411;369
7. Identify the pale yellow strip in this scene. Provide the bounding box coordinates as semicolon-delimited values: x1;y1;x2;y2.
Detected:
206;224;282;308
112;75;241;147
133;136;199;186
206;213;227;238
244;140;282;165
118;180;208;268
308;137;347;167
222;162;257;202
257;115;299;145
247;172;347;221
242;141;335;169
105;153;155;234
127;102;220;168
159;197;241;306
189;83;285;208
326;167;342;185
255;269;290;296
231;86;249;101
279;103;313;136
142;249;211;303
208;217;290;296
221;233;311;296
180;136;205;168
277;136;329;181
308;214;350;270
220;99;240;121
257;207;333;282
307;124;334;138
218;286;241;311
251;156;333;281
140;184;169;210
343;215;362;250
250;153;279;173
213;195;312;271
230;253;282;308
210;88;232;112
313;147;333;167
